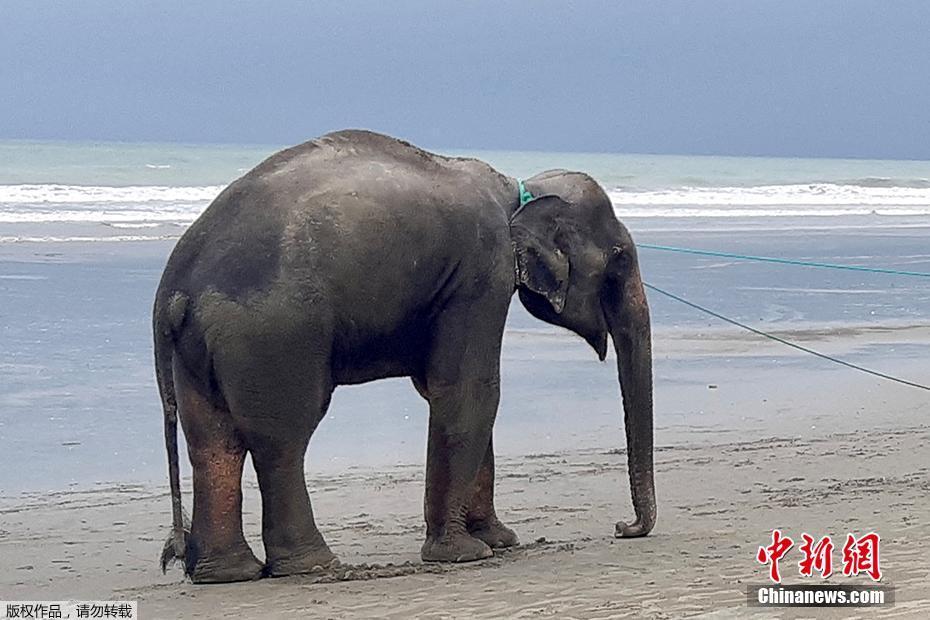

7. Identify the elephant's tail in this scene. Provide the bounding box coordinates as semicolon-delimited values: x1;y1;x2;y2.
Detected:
154;291;190;574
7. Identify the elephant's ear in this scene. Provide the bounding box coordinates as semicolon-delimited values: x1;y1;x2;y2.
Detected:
510;195;571;314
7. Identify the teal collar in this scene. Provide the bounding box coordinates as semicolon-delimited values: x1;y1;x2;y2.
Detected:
517;180;534;208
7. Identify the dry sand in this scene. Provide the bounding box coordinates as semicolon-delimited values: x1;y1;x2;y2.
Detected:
2;328;928;619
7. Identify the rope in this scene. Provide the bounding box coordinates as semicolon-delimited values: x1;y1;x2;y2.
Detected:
639;243;930;278
643;282;930;392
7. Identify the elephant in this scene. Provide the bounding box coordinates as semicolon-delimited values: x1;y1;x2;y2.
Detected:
154;129;656;584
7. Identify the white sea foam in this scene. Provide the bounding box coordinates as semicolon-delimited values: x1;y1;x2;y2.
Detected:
2;182;929;227
608;183;930;217
106;222;164;229
0;208;206;224
0;184;222;205
613;206;930;217
0;234;183;243
0;184;222;224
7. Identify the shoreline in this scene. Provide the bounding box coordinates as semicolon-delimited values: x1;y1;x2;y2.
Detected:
2;320;927;500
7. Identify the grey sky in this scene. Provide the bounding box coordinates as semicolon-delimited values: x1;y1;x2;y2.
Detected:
2;1;929;158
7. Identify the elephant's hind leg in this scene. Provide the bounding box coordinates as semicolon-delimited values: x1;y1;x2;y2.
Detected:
249;436;338;577
466;438;519;549
228;357;338;578
175;364;263;583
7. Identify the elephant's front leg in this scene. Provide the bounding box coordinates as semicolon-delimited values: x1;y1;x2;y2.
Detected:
422;376;500;562
419;294;511;563
466;437;519;549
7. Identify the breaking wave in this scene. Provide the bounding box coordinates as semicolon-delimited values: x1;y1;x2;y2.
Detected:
0;184;222;205
2;181;929;225
0;184;222;224
608;183;930;217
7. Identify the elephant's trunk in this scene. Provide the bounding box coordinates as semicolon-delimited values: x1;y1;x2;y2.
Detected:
605;263;656;538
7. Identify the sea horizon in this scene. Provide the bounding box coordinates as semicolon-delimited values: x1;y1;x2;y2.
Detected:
5;134;930;163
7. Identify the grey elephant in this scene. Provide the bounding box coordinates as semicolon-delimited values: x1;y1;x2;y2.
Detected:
154;130;656;583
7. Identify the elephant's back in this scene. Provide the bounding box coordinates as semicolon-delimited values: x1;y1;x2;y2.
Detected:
249;130;449;178
158;129;511;304
242;129;502;206
156;135;349;301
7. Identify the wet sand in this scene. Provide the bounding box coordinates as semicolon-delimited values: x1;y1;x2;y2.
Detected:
2;327;928;619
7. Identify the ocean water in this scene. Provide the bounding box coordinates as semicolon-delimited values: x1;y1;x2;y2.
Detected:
2;140;930;233
2;140;929;493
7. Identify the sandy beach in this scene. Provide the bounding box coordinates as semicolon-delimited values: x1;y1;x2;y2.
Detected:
2;317;928;618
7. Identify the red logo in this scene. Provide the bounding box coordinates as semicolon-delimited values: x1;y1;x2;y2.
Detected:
798;534;834;578
757;531;881;583
756;529;794;583
842;532;882;581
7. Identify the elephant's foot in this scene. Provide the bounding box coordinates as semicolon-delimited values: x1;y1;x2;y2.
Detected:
263;545;340;578
615;515;652;538
187;544;264;584
421;532;493;563
468;517;519;549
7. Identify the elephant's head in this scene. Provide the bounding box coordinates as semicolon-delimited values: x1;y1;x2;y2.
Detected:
511;170;656;538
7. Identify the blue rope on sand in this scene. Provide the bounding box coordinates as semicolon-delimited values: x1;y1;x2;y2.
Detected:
639;243;930;278
643;282;930;392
